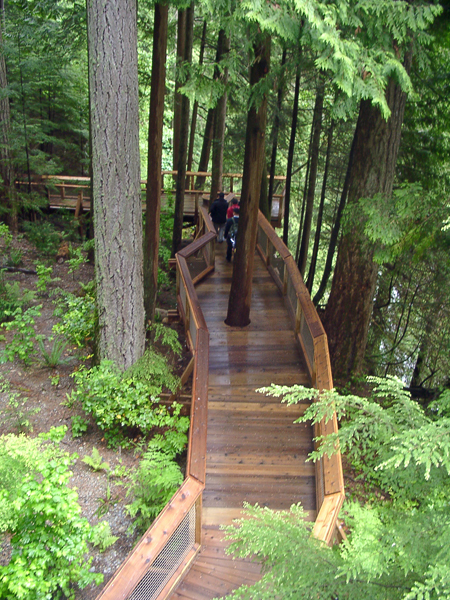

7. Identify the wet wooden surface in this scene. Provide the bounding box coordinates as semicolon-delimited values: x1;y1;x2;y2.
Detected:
170;243;314;600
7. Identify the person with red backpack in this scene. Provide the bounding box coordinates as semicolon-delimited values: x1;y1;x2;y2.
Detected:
224;205;239;262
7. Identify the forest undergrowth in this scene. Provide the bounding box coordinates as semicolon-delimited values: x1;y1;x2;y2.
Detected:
0;218;190;600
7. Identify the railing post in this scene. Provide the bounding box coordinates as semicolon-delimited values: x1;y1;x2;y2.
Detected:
194;193;199;224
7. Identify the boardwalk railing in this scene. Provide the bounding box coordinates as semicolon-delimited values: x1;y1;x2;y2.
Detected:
96;207;214;600
97;207;343;599
256;211;345;545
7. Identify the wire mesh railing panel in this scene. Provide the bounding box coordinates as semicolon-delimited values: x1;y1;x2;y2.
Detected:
179;280;187;315
257;225;268;256
189;309;198;349
203;241;211;266
269;248;285;286
286;274;298;316
186;253;208;281
300;312;315;368
127;504;197;600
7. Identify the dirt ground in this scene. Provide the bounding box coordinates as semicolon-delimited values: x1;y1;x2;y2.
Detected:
0;231;186;599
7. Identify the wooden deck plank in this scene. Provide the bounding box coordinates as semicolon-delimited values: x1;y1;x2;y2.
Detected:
169;244;314;600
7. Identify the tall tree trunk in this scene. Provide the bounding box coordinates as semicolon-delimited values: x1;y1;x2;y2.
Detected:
225;34;271;327
144;2;168;324
171;3;193;257
194;32;227;191
268;48;287;216
313;125;357;306
282;63;300;246
195;108;214;190
323;53;412;378
0;19;17;231
295;141;311;263
209;30;230;202
259;161;269;219
298;78;325;276
187;21;207;174
87;0;145;370
306;118;334;293
173;8;186;173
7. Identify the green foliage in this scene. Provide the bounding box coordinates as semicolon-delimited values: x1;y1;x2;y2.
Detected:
90;521;118;553
223;378;450;600
35;263;61;295
0;433;101;599
38;336;72;368
70;415;89;438
126;433;185;532
0;305;42;365
0;276;36;324
123;345;181;390
68;357;187;448
0;224;13;249
82;447;110;472
67;243;87;276
352;183;447;264
52;289;96;347
22;220;62;257
95;477;120;518
0;376;40;433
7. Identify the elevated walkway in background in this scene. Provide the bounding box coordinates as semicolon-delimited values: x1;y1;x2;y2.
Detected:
19;172;286;228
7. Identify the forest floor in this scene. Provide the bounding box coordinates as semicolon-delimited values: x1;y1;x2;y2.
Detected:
0;230;187;599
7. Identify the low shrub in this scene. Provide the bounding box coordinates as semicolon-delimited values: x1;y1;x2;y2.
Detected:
126;431;186;532
22;219;62;257
0;305;42;365
53;289;96;348
68;353;187;448
0;431;102;599
0;276;36;324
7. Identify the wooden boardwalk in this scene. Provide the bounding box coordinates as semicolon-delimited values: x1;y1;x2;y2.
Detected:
169;243;315;600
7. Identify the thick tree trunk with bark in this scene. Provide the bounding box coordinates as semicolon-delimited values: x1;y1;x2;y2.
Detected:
87;0;145;370
171;3;193;257
298;79;324;276
144;2;168;324
225;35;270;327
210;30;230;201
323;66;410;378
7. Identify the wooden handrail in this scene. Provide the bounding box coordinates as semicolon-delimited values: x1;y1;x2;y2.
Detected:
256;210;344;545
96;477;204;600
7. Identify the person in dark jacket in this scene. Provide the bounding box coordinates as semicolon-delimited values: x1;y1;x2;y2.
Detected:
209;192;228;242
224;206;239;262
